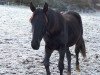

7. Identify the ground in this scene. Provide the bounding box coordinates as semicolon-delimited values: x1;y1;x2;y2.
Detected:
0;5;100;75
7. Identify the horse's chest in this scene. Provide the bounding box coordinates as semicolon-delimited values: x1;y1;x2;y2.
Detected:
44;36;62;50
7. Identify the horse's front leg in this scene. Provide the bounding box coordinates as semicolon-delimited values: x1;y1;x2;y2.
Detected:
66;47;71;75
43;46;53;75
58;46;66;75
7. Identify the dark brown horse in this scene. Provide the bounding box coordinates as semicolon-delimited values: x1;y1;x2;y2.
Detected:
30;2;86;75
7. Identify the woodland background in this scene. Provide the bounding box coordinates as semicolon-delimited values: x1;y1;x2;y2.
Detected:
0;0;100;11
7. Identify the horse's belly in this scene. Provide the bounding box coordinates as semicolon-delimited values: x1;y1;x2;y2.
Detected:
67;40;77;47
67;35;80;47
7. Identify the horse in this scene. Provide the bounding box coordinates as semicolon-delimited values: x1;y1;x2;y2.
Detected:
30;2;86;75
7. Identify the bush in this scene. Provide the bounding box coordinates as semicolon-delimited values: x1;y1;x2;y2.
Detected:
7;0;94;11
31;0;68;11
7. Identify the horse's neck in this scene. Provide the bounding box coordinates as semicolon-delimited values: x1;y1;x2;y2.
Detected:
46;10;64;35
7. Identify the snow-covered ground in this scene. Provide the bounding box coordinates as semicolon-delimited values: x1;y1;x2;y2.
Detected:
0;5;100;75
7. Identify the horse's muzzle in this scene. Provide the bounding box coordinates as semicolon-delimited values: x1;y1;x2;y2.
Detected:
31;41;40;50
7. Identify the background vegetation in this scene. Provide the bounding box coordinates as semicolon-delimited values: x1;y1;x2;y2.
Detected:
1;0;100;11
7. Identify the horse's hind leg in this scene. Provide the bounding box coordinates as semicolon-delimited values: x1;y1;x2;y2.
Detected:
58;47;66;75
75;37;86;72
43;47;53;75
75;45;80;72
66;47;71;75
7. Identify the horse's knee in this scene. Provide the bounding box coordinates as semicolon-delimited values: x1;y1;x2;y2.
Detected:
66;50;71;73
66;51;71;60
58;62;64;70
43;59;51;75
58;62;64;75
43;60;49;67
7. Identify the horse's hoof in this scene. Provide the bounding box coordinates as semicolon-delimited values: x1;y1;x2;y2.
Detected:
77;71;81;75
76;65;80;72
67;72;71;75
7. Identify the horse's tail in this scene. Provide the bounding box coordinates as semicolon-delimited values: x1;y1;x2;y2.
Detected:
67;11;83;34
68;11;86;57
76;36;86;57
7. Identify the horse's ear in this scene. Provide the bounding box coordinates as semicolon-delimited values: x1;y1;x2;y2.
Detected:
30;2;36;12
43;2;48;13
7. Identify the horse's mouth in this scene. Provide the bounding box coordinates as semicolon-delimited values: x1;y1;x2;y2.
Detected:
31;42;40;50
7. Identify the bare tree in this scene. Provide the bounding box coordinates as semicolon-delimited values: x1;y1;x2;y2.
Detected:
92;0;97;8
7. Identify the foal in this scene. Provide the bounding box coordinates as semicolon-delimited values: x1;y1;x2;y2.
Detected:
30;2;86;75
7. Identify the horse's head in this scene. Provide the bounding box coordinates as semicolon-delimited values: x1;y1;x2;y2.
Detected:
30;2;48;50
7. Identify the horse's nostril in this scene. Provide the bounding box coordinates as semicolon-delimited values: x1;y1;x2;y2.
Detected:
31;42;40;50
